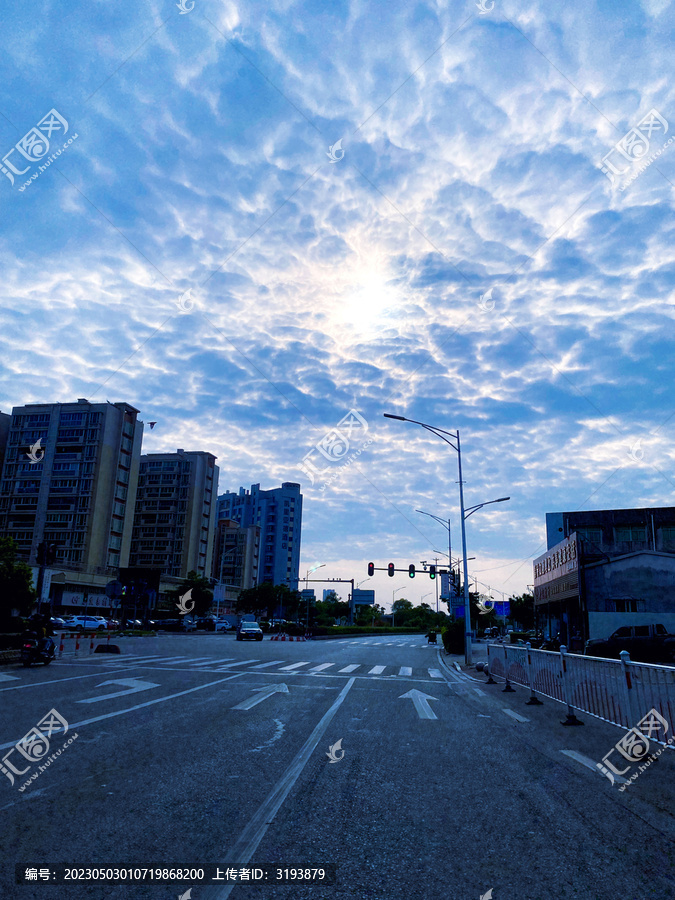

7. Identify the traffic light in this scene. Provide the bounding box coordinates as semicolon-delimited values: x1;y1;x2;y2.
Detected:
388;563;395;577
367;562;375;577
429;565;436;580
408;564;415;578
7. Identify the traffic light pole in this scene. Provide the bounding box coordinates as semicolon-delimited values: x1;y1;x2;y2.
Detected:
456;431;472;665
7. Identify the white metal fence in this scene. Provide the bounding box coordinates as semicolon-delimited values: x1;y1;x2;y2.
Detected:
485;642;675;739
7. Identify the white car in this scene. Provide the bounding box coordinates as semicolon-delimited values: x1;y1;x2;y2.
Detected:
214;619;234;633
62;615;108;632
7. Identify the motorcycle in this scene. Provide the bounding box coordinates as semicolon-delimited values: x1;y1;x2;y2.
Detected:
21;632;56;667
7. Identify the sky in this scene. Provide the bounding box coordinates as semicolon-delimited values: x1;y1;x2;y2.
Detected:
1;0;674;613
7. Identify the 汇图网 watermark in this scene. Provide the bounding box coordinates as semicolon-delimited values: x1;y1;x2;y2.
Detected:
597;707;671;788
1;109;78;191
599;108;670;190
298;409;372;491
1;708;77;791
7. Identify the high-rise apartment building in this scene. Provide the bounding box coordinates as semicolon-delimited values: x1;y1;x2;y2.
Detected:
0;399;142;609
212;518;260;590
217;483;302;590
130;449;218;580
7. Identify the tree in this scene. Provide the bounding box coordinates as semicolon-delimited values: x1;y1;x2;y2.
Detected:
0;537;37;626
508;593;534;631
176;571;213;618
237;583;301;620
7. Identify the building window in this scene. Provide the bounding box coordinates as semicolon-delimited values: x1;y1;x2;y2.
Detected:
613;599;645;613
614;526;646;543
577;529;602;544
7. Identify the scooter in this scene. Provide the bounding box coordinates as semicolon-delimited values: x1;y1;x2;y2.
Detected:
21;633;56;667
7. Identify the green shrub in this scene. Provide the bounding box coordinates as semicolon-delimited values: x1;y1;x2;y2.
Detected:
441;621;464;654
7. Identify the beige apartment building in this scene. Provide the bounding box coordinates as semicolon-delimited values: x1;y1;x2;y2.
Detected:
0;399;143;612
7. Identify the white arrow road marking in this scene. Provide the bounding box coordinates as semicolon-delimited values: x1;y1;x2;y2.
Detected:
502;709;529;722
561;750;629;784
0;673;19;682
232;683;290;711
399;689;439;720
77;678;160;704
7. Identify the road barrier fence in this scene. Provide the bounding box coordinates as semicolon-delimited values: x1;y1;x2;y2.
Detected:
486;641;675;739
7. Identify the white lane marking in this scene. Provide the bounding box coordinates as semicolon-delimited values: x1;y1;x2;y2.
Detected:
385;642;396;646
0;666;158;693
339;665;359;673
308;663;334;672
368;666;386;675
232;683;289;711
191;659;234;667
212;679;356;900
249;660;286;669
0;673;19;682
561;750;629;784
0;674;244;751
428;669;443;678
502;709;529;723
105;656;189;665
474;688;486;697
399;689;439;720
277;662;310;672
77;678;160;704
165;657;216;664
211;659;259;670
399;667;412;677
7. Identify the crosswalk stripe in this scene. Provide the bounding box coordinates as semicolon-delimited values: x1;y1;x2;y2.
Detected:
211;659;259;670
428;669;443;678
249;660;286;669
368;665;386;674
339;664;360;673
105;655;185;665
277;662;310;671
399;667;412;676
190;659;234;667
308;663;334;672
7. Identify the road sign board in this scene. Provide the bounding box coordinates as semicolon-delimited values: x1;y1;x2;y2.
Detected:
105;580;124;599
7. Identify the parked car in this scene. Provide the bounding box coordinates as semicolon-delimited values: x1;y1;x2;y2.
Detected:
106;618;120;630
62;615;108;632
236;621;263;641
196;616;216;631
215;619;234;632
49;617;67;630
585;623;675;664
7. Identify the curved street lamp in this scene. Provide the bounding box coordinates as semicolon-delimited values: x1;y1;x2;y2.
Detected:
385;412;510;664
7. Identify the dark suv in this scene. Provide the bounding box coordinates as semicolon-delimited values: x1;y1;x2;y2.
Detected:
585;623;675;664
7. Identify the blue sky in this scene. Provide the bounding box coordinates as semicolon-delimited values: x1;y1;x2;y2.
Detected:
1;0;674;611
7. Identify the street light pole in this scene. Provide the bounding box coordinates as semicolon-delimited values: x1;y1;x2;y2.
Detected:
392;586;405;628
386;412;510;666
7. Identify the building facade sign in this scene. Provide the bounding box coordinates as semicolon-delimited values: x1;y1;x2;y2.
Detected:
533;533;579;605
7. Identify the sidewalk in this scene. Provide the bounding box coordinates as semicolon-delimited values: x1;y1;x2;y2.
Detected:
437;641;675;833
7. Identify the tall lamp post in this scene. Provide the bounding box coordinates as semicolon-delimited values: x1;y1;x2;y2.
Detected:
392;586;405;628
385;412;510;664
304;564;325;626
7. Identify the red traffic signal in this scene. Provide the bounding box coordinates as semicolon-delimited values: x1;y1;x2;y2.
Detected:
429;565;436;580
388;563;395;577
408;564;415;578
367;562;375;577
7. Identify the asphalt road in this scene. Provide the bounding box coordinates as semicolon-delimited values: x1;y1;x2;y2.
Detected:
1;633;674;900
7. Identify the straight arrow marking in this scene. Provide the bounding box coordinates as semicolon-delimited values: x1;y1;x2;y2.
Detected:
77;678;160;704
399;689;439;720
232;683;290;711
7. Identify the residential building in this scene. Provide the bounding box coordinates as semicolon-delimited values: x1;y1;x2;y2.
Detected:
212;517;260;604
129;449;219;582
0;399;142;611
535;507;675;647
217;483;302;590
